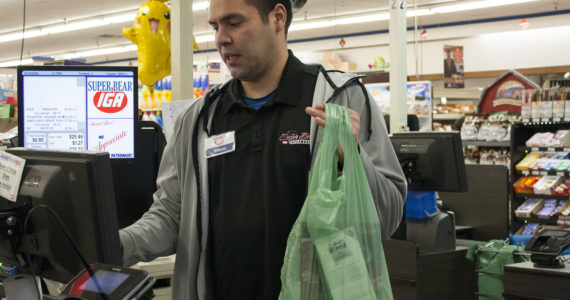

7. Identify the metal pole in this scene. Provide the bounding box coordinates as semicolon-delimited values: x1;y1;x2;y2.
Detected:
414;0;419;82
389;0;408;133
171;0;194;100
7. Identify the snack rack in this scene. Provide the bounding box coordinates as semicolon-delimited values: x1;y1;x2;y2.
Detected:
510;121;570;234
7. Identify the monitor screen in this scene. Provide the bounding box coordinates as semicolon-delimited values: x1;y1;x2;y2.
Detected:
390;131;468;192
17;66;138;159
0;148;122;283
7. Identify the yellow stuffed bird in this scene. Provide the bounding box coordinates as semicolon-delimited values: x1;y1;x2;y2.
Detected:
123;0;171;93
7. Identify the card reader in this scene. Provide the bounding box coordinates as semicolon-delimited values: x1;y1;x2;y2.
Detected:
60;263;155;300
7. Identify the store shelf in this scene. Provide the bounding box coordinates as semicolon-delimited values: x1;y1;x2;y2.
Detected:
517;169;569;177
526;146;570;153
433;87;483;100
462;140;510;147
522;118;570;124
433;113;464;120
514;193;569;200
514;216;561;226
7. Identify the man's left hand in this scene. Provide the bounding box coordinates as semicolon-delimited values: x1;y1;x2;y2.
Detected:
305;103;360;164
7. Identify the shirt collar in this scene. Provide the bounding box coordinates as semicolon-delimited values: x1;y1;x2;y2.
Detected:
221;50;307;114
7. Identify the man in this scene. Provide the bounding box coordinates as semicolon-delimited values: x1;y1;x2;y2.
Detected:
119;0;406;299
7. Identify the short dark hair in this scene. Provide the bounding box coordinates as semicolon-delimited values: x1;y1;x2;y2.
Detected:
245;0;292;35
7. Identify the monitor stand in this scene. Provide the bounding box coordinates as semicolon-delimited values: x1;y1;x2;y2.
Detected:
406;211;456;253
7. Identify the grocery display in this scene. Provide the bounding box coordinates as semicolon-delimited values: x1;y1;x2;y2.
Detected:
521;87;569;123
464;146;510;166
510;122;570;237
461;112;520;142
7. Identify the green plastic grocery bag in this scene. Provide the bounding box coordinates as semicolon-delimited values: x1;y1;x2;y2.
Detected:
279;104;393;300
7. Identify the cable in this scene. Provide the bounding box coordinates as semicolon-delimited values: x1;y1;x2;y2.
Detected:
23;205;96;278
19;0;27;65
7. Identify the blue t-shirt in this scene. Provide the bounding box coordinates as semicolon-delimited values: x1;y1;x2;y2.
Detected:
243;89;277;110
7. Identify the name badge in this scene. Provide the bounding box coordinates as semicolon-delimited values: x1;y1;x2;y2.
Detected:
205;131;236;158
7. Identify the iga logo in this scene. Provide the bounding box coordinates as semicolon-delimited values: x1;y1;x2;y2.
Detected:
93;91;128;113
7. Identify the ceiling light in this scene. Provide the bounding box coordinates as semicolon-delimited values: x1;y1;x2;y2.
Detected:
431;0;537;14
195;34;215;43
44;20;109;34
103;13;136;24
335;13;390;25
0;59;34;68
290;20;333;31
61;45;137;60
0;29;46;43
0;1;210;45
193;1;210;11
407;9;432;18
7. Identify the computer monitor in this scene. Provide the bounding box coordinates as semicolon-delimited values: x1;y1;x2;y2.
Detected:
390;131;468;192
17;65;160;228
0;148;122;283
17;65;138;159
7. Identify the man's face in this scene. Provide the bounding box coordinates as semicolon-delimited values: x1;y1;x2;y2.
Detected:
209;0;279;82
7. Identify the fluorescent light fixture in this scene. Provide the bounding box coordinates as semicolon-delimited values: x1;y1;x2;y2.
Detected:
0;44;138;67
407;9;432;18
193;1;210;11
0;58;34;68
431;0;536;14
195;34;215;43
44;20;108;34
61;44;137;59
103;13;136;24
0;1;209;45
290;20;333;31
0;29;46;43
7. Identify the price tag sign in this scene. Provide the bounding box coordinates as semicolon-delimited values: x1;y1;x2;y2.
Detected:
0;152;26;202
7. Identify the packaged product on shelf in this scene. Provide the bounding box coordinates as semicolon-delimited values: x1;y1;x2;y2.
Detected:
522;223;541;235
557;201;570;217
551;152;570;160
540;91;553;121
463;146;480;164
528;152;554;172
542;159;561;172
551;180;570;196
533;175;563;195
526;132;556;148
549;88;565;122
487;112;508;141
464;147;510;166
495;149;510;166
476;120;493;141
479;149;496;165
489;122;508;141
563;88;570;122
555;159;570;173
515;153;540;171
548;130;570;148
515;198;544;218
521;89;534;122
460;116;481;140
531;90;542;122
552;200;567;217
536;199;558;219
513;176;540;194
